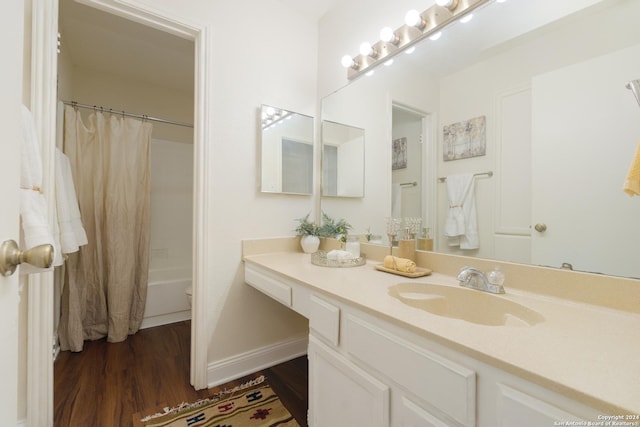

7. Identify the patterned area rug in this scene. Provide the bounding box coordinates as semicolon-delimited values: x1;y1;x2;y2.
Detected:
140;376;300;427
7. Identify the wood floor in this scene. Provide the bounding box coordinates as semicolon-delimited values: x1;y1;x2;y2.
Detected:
54;321;308;427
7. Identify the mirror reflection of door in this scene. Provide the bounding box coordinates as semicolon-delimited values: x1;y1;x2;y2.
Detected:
391;105;426;224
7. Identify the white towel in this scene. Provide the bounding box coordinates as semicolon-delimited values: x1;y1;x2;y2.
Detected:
443;173;479;249
20;105;58;273
55;148;88;254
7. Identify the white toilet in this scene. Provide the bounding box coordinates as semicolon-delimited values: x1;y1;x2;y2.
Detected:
185;286;192;308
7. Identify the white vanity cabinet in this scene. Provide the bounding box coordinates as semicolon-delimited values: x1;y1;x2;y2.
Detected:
244;261;612;427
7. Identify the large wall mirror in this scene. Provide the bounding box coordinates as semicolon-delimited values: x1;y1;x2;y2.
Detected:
320;0;640;279
261;104;314;195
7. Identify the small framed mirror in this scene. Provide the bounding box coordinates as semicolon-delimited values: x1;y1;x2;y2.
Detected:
260;104;314;195
321;120;365;198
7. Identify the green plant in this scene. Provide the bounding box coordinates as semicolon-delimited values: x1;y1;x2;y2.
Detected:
294;213;319;236
318;211;352;241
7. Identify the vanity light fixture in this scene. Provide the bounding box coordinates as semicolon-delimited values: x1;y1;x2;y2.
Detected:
341;55;359;69
380;27;401;46
436;0;459;11
359;42;378;58
341;0;491;80
405;9;427;30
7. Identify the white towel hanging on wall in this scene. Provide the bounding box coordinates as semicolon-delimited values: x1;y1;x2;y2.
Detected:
444;173;479;249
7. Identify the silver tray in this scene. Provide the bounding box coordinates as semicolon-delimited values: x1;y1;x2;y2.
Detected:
311;250;367;268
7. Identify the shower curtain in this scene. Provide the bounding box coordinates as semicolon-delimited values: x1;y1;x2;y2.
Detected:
58;105;152;352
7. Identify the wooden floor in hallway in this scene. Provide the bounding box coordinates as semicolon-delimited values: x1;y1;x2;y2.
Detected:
54;320;308;427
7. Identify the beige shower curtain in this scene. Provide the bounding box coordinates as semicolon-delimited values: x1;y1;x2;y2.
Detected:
58;105;152;352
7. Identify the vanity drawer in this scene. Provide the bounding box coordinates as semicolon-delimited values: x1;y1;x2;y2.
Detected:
244;264;292;306
344;315;476;427
309;295;340;346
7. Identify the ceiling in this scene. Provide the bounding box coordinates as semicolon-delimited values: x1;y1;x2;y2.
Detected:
58;0;339;96
59;0;195;93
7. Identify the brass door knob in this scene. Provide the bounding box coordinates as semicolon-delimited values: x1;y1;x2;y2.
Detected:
0;240;54;277
534;223;547;233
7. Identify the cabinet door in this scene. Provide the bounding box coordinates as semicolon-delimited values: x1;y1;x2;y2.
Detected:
498;384;584;427
400;397;451;427
308;336;390;427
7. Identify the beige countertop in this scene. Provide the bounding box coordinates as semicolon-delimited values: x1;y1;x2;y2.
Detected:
243;250;640;416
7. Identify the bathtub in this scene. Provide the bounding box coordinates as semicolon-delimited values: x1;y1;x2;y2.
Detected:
141;267;192;329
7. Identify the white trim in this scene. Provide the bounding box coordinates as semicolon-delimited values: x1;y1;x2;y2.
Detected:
493;84;532;237
207;336;308;388
30;1;211;423
28;1;59;426
140;311;192;330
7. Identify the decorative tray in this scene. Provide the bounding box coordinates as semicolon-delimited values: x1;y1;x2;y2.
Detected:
311;250;367;268
374;264;432;278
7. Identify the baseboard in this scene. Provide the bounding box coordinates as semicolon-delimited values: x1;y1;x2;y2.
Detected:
207;335;308;388
140;310;191;329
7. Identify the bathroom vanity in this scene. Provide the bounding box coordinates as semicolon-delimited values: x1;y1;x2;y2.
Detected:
243;239;640;427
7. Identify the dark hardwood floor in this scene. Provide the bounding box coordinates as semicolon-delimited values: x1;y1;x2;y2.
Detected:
54;321;308;427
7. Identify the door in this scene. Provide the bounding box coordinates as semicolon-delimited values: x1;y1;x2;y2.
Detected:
531;46;640;277
0;1;25;423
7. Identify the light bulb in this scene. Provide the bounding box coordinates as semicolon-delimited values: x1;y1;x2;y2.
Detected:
359;42;373;56
341;55;355;68
459;13;473;23
429;31;442;41
405;10;423;28
380;27;396;43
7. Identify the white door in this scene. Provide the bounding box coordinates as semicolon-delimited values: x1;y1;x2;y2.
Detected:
531;46;640;277
0;1;25;423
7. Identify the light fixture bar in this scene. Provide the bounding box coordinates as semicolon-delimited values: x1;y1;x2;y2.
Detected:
345;0;491;80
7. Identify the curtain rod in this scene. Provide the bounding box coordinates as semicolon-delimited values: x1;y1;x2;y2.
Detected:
62;101;193;128
438;171;493;183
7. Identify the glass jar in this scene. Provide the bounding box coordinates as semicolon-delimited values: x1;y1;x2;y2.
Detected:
345;235;361;258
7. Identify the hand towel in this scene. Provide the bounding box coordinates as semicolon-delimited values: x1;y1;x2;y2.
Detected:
443;173;479;250
383;255;416;273
20;105;57;273
55;148;88;254
623;139;640;196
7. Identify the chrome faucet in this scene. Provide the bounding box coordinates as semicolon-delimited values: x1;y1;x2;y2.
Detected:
457;266;505;294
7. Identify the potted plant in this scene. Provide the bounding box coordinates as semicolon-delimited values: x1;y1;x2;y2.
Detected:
318;211;352;242
294;213;320;253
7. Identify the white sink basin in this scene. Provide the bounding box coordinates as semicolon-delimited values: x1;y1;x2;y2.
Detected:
388;282;544;327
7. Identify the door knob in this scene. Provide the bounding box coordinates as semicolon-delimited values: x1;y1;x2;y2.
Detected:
534;223;547;233
0;240;54;277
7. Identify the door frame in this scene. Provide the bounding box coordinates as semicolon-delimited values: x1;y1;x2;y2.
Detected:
29;0;211;423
